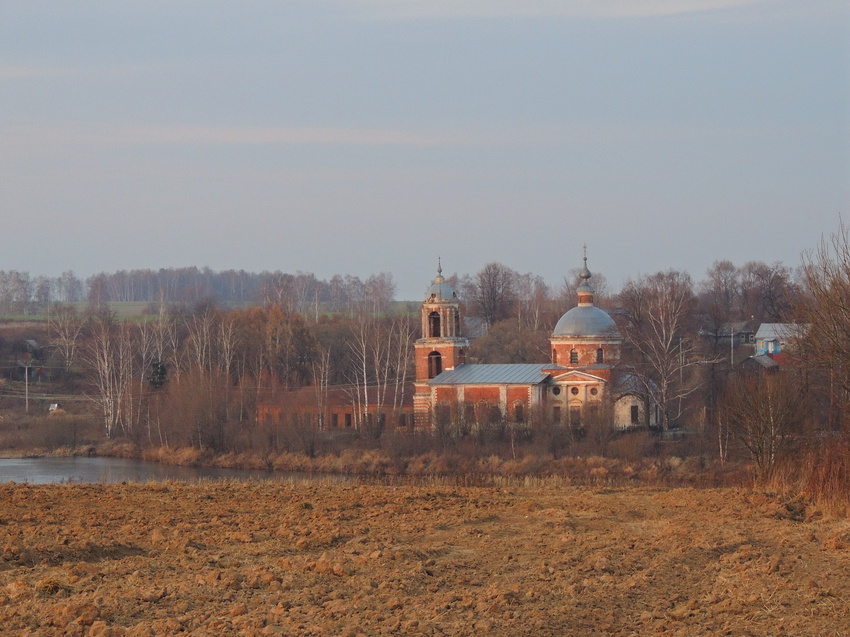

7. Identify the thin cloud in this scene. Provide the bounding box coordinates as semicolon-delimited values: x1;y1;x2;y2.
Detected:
0;63;177;82
1;122;458;149
108;124;450;146
0;65;67;80
1;120;787;164
355;0;769;20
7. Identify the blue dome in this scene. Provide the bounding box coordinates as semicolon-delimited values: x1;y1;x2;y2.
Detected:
553;252;619;337
552;305;619;337
426;261;456;301
427;279;456;301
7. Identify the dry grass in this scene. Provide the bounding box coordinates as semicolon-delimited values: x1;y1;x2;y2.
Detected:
769;438;850;518
107;443;754;489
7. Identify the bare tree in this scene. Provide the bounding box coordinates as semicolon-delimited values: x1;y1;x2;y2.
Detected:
465;262;518;327
797;223;850;433
312;346;332;430
346;316;370;430
55;271;83;303
262;306;316;389
740;261;798;322
617;270;703;432
345;313;414;434
698;260;743;347
87;273;110;310
515;273;549;331
260;271;318;316
186;306;218;375
50;304;85;371
387;314;416;418
701;260;741;315
721;372;808;479
469;318;549;364
0;270;32;314
81;309;128;438
364;272;397;317
137;307;176;445
343;275;367;317
33;276;52;311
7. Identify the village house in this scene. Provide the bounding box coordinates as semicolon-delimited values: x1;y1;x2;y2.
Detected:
754;323;805;359
737;322;808;374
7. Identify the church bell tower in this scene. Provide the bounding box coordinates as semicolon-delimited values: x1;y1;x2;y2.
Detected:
413;261;469;425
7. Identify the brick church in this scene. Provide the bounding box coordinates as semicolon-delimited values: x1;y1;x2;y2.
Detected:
413;257;657;431
258;256;657;433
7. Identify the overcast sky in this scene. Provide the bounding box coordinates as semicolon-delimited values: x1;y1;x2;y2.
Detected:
2;0;848;299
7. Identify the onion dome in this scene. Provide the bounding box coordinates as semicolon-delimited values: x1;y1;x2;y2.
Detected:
552;254;619;337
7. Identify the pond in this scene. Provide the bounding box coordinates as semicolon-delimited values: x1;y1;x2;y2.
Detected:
0;456;332;484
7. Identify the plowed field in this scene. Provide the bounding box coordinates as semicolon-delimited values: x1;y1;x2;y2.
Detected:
1;481;849;636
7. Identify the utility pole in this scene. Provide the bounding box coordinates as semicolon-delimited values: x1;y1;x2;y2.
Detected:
23;358;31;414
730;326;734;368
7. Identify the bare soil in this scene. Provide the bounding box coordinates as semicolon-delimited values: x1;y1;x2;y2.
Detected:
1;481;848;636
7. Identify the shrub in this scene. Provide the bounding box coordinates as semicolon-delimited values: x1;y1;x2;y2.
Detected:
781;437;850;516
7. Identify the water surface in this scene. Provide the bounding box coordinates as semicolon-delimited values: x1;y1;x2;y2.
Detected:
0;456;320;484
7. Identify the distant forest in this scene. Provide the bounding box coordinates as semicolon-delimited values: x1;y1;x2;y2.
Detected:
0;258;801;324
0;268;399;316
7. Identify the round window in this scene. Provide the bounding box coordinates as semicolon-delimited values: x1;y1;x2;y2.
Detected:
590;387;598;396
571;387;579;396
552;386;561;395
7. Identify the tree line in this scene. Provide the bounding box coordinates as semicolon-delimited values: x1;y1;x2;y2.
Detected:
0;267;398;316
39;299;413;453
0;258;797;326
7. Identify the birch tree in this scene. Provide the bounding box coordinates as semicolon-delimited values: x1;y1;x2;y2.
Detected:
312;346;332;430
50;304;85;371
618;270;703;432
346;314;415;434
721;372;807;479
82;309;127;437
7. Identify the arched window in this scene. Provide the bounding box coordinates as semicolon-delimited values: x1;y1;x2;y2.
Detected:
489;404;502;424
428;351;443;378
429;311;441;338
570;349;578;364
458;348;466;365
514;402;525;423
475;400;491;426
435;403;452;427
596;348;604;364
